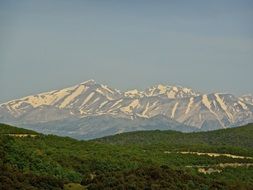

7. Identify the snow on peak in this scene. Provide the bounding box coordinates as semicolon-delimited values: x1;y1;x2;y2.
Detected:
1;80;253;131
157;84;167;93
145;84;171;97
1;85;77;110
125;89;144;98
202;94;212;110
120;99;140;113
239;94;253;105
145;84;198;98
185;97;194;114
80;79;96;86
238;101;248;110
101;85;116;94
182;88;191;93
171;102;179;118
172;86;179;92
59;85;86;108
214;93;234;122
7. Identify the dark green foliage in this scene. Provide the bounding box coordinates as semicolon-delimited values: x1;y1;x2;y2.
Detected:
81;166;250;190
0;165;63;190
0;123;38;135
0;123;253;189
97;123;253;149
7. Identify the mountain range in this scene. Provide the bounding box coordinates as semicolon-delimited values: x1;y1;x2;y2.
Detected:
0;80;252;139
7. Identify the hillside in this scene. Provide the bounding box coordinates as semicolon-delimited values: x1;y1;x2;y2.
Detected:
1;123;253;189
96;123;253;149
0;123;38;135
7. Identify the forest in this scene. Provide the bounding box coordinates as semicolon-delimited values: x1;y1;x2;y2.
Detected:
0;123;253;189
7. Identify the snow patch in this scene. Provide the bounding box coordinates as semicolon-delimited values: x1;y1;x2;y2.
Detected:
99;101;108;109
110;99;123;108
167;91;176;99
121;99;140;113
142;102;150;116
91;97;100;105
202;95;225;128
171;102;179;118
81;92;95;107
95;88;104;94
125;89;143;97
172;87;178;92
183;88;191;93
215;94;233;121
81;79;95;85
9;87;73;109
238;101;248;110
59;85;85;108
185;97;194;114
101;85;114;94
157;84;167;94
202;95;212;110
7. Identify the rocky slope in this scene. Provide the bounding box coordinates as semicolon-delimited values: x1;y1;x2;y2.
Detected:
0;80;252;138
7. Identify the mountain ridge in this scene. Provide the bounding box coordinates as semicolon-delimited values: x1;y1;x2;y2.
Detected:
0;80;252;138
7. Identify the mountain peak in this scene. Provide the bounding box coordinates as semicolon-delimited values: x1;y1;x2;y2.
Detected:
80;79;96;86
145;84;198;98
1;80;252;132
239;94;253;105
125;89;144;98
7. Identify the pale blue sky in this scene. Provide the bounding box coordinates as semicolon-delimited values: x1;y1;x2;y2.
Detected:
0;0;253;103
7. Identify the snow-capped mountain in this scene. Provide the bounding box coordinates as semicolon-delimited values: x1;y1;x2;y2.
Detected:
144;84;199;98
239;94;253;106
0;80;252;138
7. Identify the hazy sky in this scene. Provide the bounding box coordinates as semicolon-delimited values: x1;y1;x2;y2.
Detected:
0;0;253;103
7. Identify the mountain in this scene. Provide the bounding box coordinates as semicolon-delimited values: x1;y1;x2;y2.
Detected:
239;94;253;105
22;115;195;140
0;80;252;139
1;123;253;189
